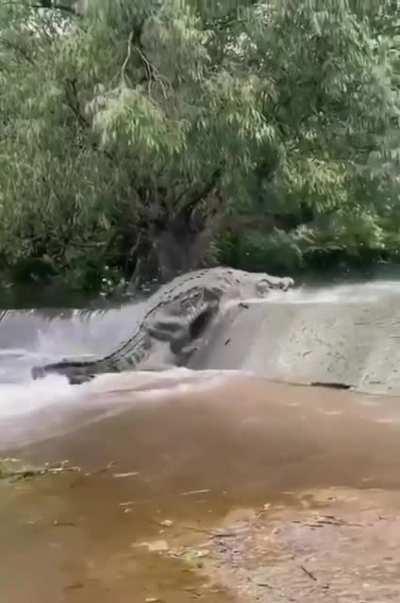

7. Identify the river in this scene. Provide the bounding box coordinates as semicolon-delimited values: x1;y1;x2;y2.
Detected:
2;277;400;601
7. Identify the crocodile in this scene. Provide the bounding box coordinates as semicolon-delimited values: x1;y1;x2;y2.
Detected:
31;267;294;384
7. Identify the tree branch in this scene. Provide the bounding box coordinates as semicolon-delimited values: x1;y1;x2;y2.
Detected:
121;30;133;85
0;0;79;13
65;77;90;129
0;37;35;65
178;167;223;218
134;44;169;99
64;77;116;164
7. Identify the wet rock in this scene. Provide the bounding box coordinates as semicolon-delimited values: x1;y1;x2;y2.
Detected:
138;540;169;553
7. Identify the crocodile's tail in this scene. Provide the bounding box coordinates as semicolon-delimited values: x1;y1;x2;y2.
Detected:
31;347;144;384
31;359;99;384
32;326;152;384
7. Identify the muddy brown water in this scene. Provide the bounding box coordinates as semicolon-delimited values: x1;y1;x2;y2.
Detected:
2;375;400;602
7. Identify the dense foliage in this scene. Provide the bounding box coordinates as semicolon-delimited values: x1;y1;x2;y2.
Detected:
1;0;400;289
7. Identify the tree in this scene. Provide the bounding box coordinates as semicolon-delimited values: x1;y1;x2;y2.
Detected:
0;0;400;289
221;0;400;271
0;0;273;286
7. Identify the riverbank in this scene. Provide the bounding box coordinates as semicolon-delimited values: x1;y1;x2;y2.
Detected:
2;375;400;601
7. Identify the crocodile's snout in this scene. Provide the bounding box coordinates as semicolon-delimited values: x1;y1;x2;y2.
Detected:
280;277;294;291
256;275;294;296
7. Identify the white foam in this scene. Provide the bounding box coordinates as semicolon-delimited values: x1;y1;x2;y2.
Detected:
2;278;400;429
252;280;400;305
85;367;251;396
0;374;80;419
0;366;252;424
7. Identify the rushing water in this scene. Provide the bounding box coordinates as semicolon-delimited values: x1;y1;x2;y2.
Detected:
3;278;400;418
0;303;146;376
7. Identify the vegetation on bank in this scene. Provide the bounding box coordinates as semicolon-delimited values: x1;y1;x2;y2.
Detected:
1;0;400;290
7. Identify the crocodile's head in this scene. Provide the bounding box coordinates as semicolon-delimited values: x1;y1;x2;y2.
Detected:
223;269;294;297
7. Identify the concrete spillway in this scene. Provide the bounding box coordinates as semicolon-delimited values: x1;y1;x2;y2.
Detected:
191;281;400;394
